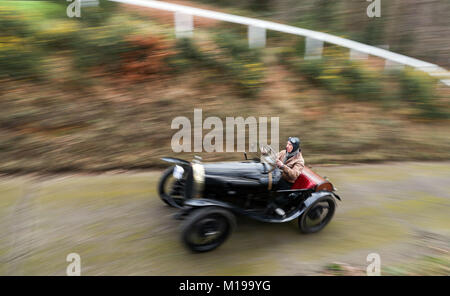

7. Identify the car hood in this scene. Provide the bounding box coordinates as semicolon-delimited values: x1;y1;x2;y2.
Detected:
203;161;265;180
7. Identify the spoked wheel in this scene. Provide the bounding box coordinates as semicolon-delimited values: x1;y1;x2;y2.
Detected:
181;207;236;252
298;195;336;234
158;166;187;208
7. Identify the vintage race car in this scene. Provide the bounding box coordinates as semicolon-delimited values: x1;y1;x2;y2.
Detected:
158;145;341;252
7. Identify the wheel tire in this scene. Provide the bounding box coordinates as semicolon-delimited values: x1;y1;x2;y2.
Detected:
180;207;236;252
158;166;185;208
298;195;336;234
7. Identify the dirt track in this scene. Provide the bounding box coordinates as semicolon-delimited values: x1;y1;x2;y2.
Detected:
0;162;449;275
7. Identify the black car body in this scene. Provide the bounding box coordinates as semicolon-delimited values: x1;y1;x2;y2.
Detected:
158;146;341;252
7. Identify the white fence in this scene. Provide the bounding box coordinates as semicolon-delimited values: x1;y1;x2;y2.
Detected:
110;0;450;86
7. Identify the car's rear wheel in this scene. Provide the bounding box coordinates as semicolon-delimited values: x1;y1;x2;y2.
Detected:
181;207;236;252
298;195;336;234
158;166;186;208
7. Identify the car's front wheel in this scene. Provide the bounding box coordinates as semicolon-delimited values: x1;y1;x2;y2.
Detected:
181;207;236;252
158;166;186;208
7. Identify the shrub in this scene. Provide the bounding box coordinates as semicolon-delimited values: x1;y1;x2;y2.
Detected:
215;33;259;61
214;34;265;96
0;8;31;38
35;20;81;50
396;69;448;119
71;25;133;73
174;36;265;97
120;35;174;81
281;49;382;102
298;58;327;83
0;7;42;79
0;45;41;79
338;61;381;101
173;38;209;64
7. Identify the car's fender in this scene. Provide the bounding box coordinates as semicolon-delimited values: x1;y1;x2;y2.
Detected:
304;191;339;208
260;192;337;223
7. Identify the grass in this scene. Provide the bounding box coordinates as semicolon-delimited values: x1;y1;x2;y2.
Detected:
382;255;450;276
0;1;63;17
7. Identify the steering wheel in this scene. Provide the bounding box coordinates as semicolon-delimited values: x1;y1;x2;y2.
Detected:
260;144;277;172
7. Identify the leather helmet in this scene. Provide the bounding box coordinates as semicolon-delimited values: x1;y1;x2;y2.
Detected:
288;137;301;152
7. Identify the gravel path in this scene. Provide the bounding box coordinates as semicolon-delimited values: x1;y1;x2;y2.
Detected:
0;162;449;275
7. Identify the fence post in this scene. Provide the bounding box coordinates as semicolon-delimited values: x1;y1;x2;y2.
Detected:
305;37;323;59
248;26;266;48
174;11;193;39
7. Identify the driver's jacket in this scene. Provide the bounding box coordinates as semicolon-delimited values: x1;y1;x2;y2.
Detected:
277;150;305;183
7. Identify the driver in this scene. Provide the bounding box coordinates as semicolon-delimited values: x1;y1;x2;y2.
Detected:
275;137;305;190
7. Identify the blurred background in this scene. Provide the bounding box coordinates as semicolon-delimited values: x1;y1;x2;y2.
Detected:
0;0;449;275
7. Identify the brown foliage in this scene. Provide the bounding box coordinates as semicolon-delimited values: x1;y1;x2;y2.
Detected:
120;35;174;82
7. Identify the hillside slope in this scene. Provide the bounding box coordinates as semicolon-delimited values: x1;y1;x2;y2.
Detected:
0;1;449;173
